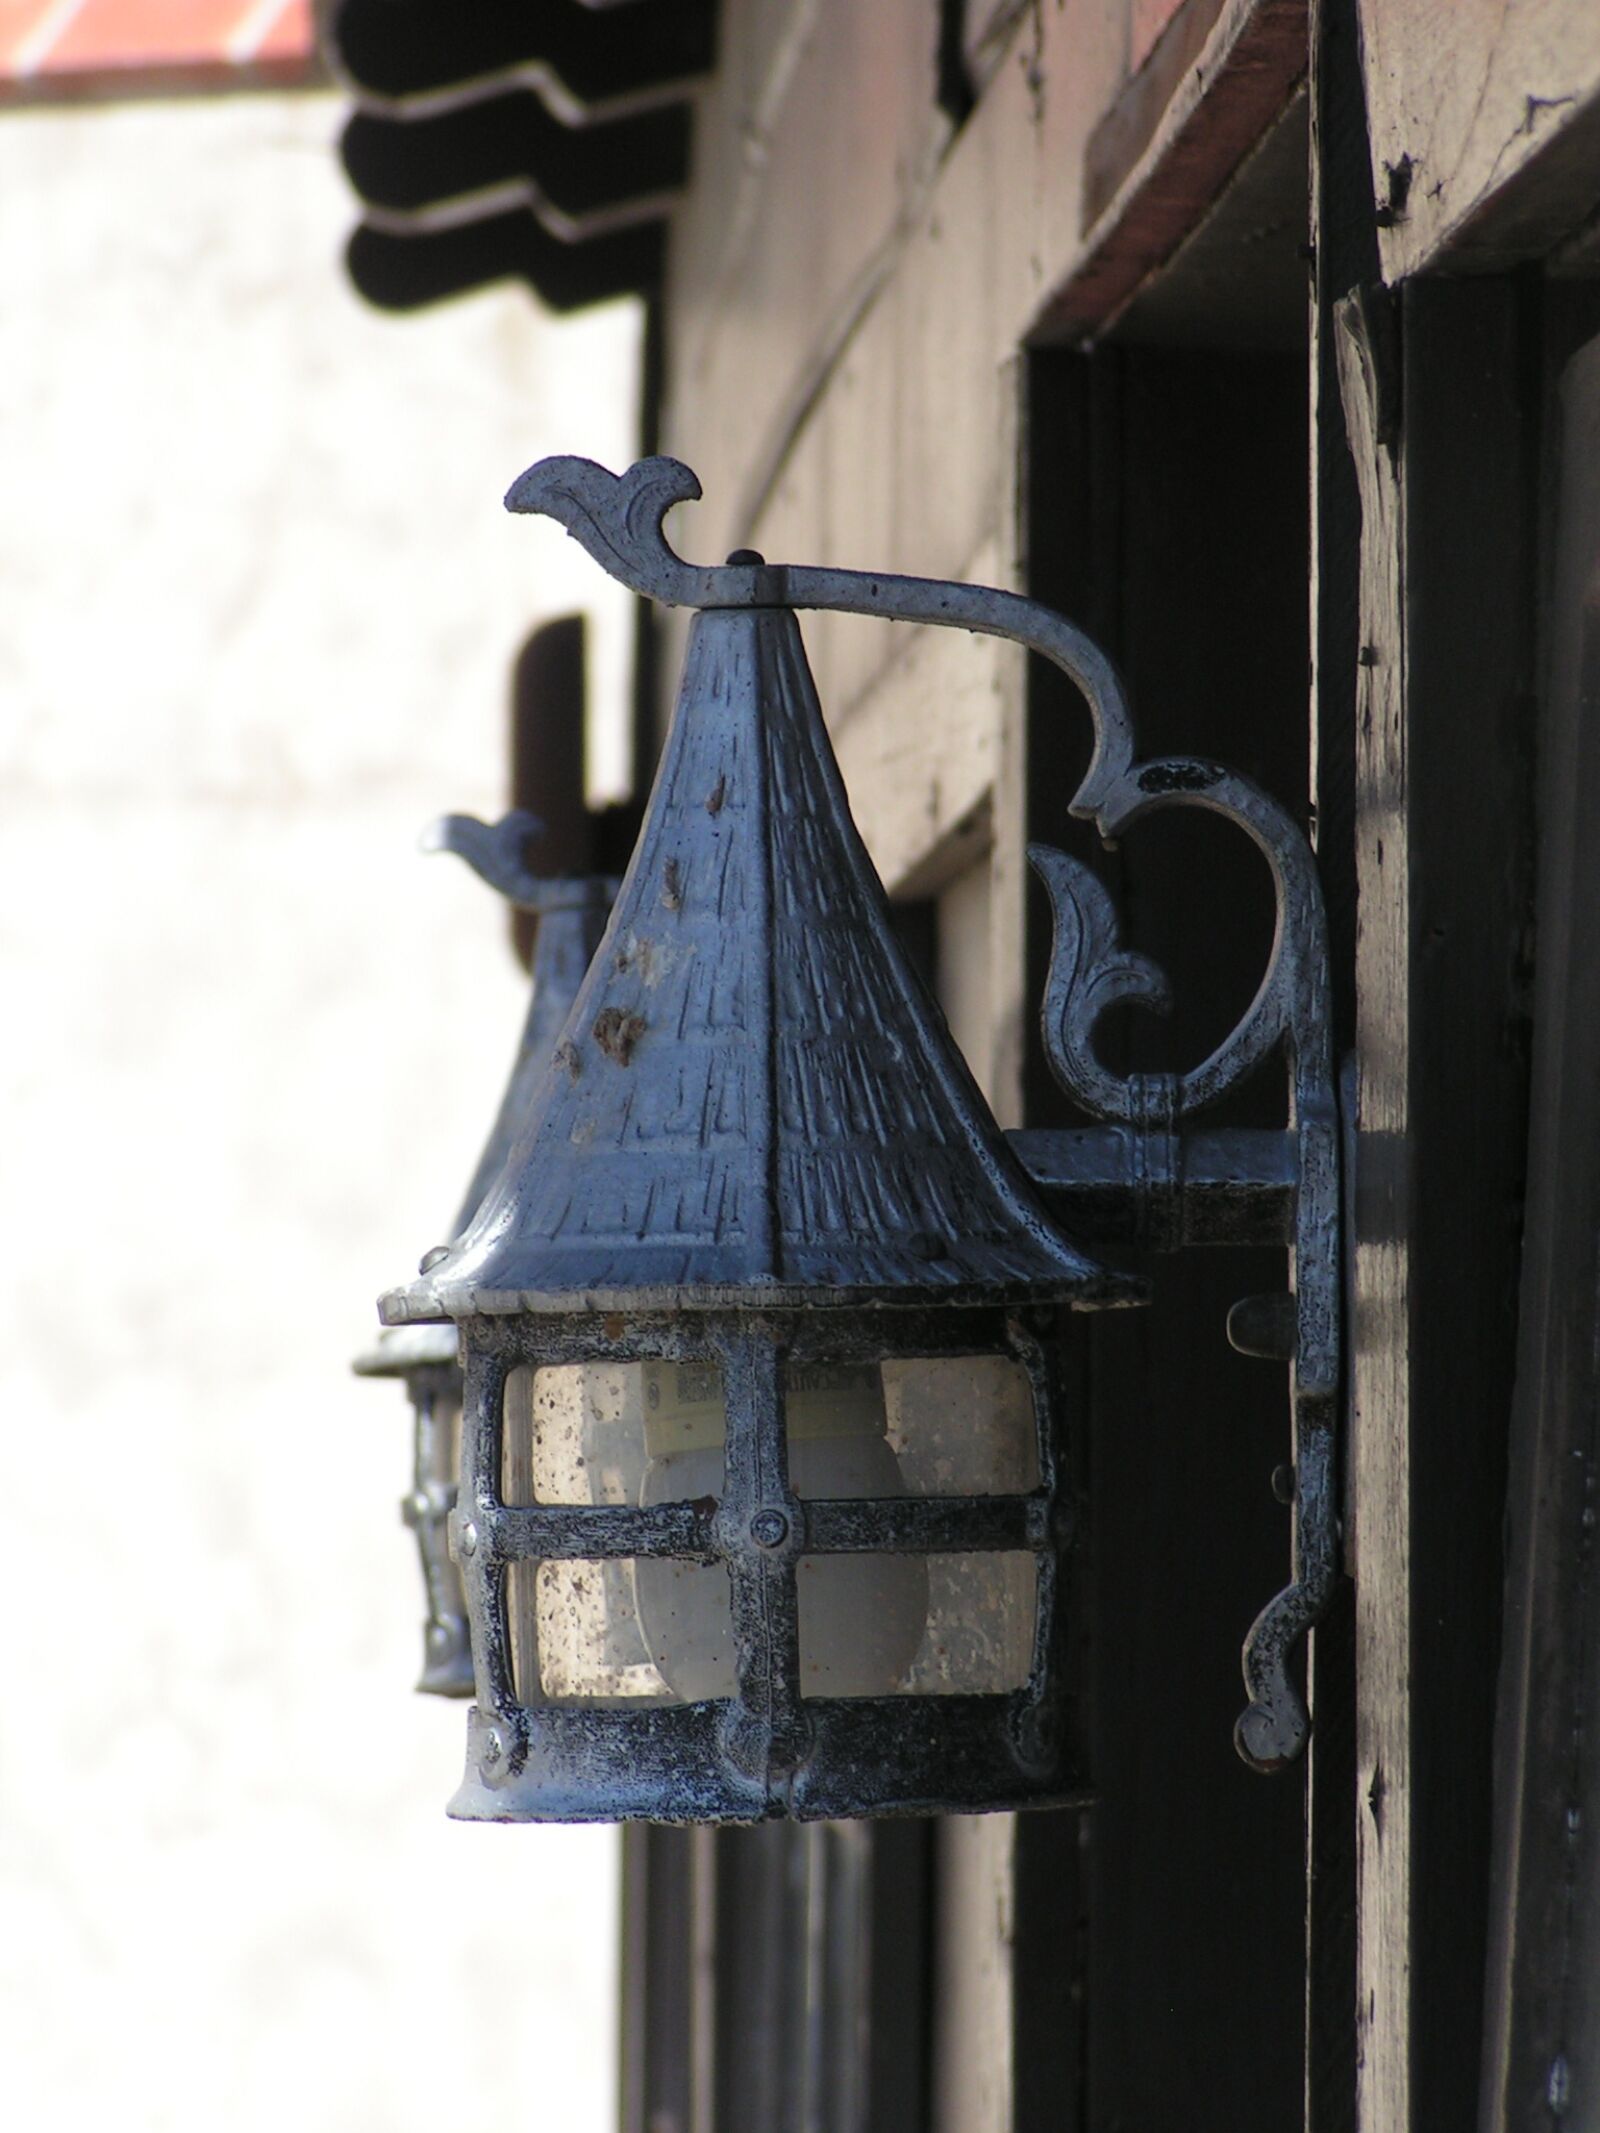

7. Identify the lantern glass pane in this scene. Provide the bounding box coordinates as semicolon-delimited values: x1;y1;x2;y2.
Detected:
502;1359;738;1704
879;1354;1038;1495
798;1550;1037;1696
793;1546;930;1696
630;1553;737;1702
498;1352;1041;1704
502;1362;648;1507
507;1556;702;1706
501;1354;1037;1507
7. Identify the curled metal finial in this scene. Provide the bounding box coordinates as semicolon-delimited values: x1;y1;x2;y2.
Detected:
423;807;546;905
423;808;615;920
505;454;707;603
426;808;623;927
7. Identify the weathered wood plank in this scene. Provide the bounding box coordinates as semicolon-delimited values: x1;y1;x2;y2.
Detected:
932;1816;1017;2133
1039;0;1307;337
664;0;954;560
1134;0;1203;73
620;1825;694;2133
1334;282;1411;2133
665;0;1311;586
1339;277;1538;2133
829;607;1005;902
1305;5;1374;2124
690;1824;719;2133
963;0;1036;87
1356;0;1600;278
990;363;1032;1132
654;3;1321;901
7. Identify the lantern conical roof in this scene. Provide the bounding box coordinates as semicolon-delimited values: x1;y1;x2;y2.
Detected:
444;875;614;1240
382;601;1129;1320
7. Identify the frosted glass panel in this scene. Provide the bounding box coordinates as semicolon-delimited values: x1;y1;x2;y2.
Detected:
507;1557;687;1706
881;1355;1038;1495
502;1362;647;1507
799;1551;1037;1697
498;1354;1039;1703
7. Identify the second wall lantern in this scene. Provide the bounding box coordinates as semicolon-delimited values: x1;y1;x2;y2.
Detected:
357;809;612;1698
378;456;1341;1823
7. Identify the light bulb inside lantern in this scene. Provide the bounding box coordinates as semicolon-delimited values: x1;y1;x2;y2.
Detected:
634;1361;929;1701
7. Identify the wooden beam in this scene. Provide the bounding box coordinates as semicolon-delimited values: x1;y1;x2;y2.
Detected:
1047;0;1307;337
1304;5;1375;2125
1356;0;1600;280
1337;276;1537;2133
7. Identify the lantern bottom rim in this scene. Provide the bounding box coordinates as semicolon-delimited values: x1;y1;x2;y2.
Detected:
444;1695;1087;1825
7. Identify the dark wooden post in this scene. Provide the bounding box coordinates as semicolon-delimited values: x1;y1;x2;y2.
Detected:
1336;277;1539;2133
1481;322;1600;2133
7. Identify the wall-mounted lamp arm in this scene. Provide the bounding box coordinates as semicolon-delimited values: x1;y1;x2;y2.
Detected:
1006;1125;1298;1249
505;453;1138;807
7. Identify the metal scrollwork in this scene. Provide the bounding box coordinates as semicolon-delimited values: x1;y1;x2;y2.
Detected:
1026;851;1173;1123
1028;759;1337;1773
507;454;1343;1773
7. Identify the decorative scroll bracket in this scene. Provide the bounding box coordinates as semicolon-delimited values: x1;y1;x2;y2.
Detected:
505;454;1343;1775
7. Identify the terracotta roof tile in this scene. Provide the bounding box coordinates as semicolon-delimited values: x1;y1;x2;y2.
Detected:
1;0;314;87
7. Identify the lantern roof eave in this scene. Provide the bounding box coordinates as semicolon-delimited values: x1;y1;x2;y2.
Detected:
379;1265;1143;1326
352;1320;461;1375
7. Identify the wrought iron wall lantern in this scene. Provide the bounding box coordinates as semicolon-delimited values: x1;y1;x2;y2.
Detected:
356;808;612;1696
378;456;1340;1823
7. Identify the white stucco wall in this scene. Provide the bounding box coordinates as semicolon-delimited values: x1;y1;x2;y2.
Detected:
0;90;636;2133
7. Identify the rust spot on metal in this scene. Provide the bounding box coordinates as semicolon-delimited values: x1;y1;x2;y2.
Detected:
661;858;683;910
706;774;727;815
592;1006;646;1065
614;932;665;983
